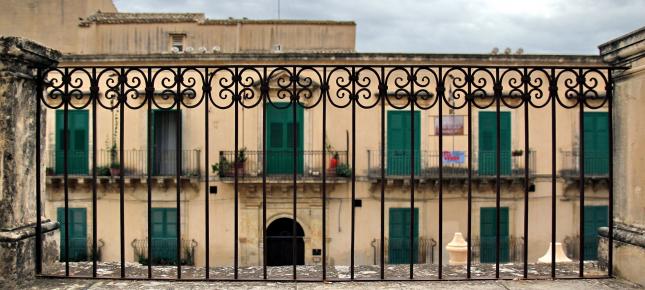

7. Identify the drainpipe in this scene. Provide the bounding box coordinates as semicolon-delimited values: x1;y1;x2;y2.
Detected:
371;239;378;265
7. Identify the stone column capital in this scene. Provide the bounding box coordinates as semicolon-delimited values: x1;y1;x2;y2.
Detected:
0;36;60;74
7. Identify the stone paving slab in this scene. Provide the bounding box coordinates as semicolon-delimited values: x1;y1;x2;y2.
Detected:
22;277;643;290
40;261;607;280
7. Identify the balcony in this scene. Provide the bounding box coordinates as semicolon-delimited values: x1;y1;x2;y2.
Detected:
367;150;535;181
216;150;349;183
560;151;609;179
45;149;202;185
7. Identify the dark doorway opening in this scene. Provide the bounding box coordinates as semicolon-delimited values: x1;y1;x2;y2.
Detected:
266;218;305;266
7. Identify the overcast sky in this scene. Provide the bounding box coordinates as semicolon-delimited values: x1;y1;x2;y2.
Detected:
113;0;644;54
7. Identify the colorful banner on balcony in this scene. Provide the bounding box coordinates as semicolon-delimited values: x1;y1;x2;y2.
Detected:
442;151;465;164
434;115;464;135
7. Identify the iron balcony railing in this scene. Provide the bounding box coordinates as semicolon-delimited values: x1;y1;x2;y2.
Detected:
34;64;617;282
217;150;349;179
45;149;201;177
131;238;198;266
371;237;437;265
59;238;105;263
471;236;525;264
367;150;535;179
561;151;609;178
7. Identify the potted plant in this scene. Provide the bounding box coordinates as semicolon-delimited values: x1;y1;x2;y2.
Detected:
110;161;121;176
45;167;54;176
330;152;339;169
211;163;220;176
328;151;339;176
235;147;247;176
512;149;524;157
96;166;110;176
335;163;352;177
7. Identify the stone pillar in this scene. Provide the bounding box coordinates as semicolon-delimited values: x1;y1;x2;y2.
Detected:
0;36;60;287
598;27;645;286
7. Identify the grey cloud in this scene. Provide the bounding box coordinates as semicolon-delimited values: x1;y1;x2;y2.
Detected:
113;0;645;54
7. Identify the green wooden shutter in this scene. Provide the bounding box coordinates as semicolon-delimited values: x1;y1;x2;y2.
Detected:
151;208;178;265
57;207;87;262
583;205;608;260
583;112;609;175
55;110;89;175
387;111;420;176
266;103;303;174
388;208;419;264
480;207;509;263
478;112;511;176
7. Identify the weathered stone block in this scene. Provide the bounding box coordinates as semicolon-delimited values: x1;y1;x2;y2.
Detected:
599;223;645;287
0;36;60;288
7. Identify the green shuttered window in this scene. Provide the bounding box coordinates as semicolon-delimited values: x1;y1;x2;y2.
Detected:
480;207;509;263
57;207;87;262
387;111;420;176
478;111;511;176
55;110;89;175
583;112;609;176
388;208;419;264
266;103;304;174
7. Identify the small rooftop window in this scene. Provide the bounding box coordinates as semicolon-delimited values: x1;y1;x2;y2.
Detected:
170;34;185;52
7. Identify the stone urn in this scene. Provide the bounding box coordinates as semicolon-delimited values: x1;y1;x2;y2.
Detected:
537;242;572;263
446;232;468;265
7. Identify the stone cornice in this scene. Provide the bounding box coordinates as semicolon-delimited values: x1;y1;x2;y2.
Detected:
0;36;61;69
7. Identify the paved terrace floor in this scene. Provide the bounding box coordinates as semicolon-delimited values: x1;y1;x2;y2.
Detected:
24;261;643;289
24;277;642;289
40;261;608;280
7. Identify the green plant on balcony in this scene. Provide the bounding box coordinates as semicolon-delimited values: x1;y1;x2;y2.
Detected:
180;242;195;266
213;157;232;177
335;163;352;177
96;166;110;176
237;147;247;163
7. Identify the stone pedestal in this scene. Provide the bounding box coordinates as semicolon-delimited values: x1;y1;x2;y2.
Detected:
537;242;572;263
0;36;60;288
446;232;468;265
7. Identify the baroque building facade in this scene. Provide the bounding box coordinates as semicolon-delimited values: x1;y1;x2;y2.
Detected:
1;0;610;276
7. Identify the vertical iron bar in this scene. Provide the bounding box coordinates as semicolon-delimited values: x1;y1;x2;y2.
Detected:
176;68;183;279
204;67;210;280
607;69;614;277
63;67;70;277
495;68;501;279
409;67;415;280
523;68;529;279
146;68;153;279
438;67;444;279
578;68;585;278
322;66;328;281
234;67;239;280
262;67;267;280
550;68;557;278
350;66;356;280
379;67;386;280
119;67;125;278
35;67;43;275
292;66;298;280
91;68;98;278
466;67;472;279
